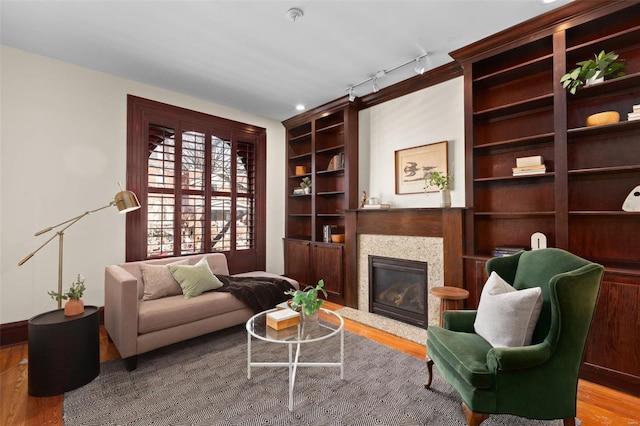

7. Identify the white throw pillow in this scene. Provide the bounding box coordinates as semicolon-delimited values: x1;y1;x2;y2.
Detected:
141;259;189;300
474;271;543;348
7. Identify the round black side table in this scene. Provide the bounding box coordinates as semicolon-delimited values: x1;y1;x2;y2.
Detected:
28;306;100;397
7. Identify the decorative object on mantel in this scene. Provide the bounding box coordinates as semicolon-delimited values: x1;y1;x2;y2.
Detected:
530;232;548;250
360;190;368;208
396;141;448;195
586;111;620;127
426;170;454;208
362;203;390;210
48;274;86;316
622;185;640;212
18;184;141;308
560;50;626;94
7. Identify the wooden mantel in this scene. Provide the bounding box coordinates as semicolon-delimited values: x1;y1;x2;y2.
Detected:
343;208;465;308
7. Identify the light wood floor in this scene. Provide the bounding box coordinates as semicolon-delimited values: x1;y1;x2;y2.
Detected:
1;301;638;425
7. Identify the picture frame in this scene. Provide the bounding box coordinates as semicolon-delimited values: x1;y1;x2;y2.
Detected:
395;141;448;194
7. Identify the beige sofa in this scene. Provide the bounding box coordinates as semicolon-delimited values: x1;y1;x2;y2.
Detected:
105;253;298;370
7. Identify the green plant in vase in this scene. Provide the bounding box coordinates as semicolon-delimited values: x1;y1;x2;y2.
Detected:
285;279;327;317
426;170;453;190
560;50;626;95
426;170;454;208
300;176;312;194
48;274;86;316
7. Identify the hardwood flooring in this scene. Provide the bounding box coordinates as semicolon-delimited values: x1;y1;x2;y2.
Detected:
1;301;638;425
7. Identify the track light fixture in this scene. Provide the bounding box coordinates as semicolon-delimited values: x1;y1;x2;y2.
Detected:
345;53;429;101
348;87;356;102
414;57;425;75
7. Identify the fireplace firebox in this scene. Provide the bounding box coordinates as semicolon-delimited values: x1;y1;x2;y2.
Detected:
368;255;428;328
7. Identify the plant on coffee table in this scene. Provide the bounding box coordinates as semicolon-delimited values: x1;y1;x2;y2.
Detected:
285;279;327;317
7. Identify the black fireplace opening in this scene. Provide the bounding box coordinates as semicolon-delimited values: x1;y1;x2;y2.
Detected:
369;255;428;328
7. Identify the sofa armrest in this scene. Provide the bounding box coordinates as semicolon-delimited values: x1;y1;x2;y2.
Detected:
104;265;139;358
443;310;477;332
486;342;552;373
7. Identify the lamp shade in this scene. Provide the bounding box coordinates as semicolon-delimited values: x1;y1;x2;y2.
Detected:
114;190;140;213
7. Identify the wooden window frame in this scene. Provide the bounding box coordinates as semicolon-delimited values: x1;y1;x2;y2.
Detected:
126;95;266;273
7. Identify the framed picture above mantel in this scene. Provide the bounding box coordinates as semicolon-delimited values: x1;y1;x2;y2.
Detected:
395;141;448;194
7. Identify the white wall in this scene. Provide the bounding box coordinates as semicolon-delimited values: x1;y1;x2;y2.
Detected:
0;46;286;323
359;77;465;208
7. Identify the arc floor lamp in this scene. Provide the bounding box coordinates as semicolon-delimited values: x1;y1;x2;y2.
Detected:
18;185;141;308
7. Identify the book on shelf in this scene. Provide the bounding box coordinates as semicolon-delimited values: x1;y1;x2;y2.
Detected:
327;153;345;171
362;203;390;209
492;246;525;257
512;164;546;176
292;188;305;195
516;155;544;168
628;111;640;121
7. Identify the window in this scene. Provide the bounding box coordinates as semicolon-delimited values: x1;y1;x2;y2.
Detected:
126;96;266;272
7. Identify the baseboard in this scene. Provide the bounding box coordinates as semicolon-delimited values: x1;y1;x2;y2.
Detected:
0;306;105;348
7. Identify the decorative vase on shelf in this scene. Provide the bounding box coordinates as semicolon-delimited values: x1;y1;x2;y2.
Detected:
64;299;84;317
440;189;451;208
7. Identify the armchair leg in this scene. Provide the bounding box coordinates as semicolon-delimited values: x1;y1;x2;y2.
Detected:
123;355;138;371
424;358;434;389
462;402;489;426
563;418;576;426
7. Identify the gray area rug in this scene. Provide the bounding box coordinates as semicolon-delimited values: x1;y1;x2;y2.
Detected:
65;326;573;425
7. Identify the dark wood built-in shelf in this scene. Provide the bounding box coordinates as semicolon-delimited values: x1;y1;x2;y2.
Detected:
454;1;640;397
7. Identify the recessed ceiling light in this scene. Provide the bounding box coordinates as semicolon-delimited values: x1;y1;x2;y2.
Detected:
542;0;557;3
295;104;305;111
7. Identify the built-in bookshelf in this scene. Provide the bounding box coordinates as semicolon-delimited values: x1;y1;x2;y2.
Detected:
452;1;640;397
283;102;358;305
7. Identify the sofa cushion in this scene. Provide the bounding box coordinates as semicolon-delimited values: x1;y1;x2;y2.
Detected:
168;257;224;299
138;291;249;334
474;271;543;348
141;259;189;300
427;326;493;388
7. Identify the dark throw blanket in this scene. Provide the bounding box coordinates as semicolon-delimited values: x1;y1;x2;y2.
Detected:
215;275;295;313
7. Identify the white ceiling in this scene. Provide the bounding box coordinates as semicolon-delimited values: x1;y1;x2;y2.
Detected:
1;1;571;122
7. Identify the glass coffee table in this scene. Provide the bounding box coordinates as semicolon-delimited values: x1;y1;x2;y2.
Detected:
246;307;344;411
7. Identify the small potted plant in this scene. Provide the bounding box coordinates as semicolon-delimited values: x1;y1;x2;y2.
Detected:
560;50;626;95
425;170;453;207
49;274;86;316
284;279;327;322
300;176;312;194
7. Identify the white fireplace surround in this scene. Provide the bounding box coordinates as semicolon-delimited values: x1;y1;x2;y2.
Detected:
358;234;443;327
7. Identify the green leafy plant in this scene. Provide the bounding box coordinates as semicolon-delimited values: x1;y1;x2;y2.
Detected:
560;50;626;95
300;176;312;189
284;279;328;316
48;274;86;302
426;170;453;191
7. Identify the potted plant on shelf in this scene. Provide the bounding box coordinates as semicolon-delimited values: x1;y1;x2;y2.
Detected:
300;176;312;194
285;279;327;323
426;170;453;208
560;50;626;95
48;274;86;316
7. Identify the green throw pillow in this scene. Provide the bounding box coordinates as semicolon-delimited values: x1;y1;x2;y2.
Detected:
168;257;223;299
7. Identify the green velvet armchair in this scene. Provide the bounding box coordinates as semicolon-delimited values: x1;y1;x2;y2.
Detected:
425;248;604;426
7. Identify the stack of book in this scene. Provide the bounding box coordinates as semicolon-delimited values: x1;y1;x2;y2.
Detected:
513;155;545;176
362;203;390;209
628;104;640;121
492;246;525;257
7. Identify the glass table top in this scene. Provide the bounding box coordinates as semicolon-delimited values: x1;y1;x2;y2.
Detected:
246;307;344;344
